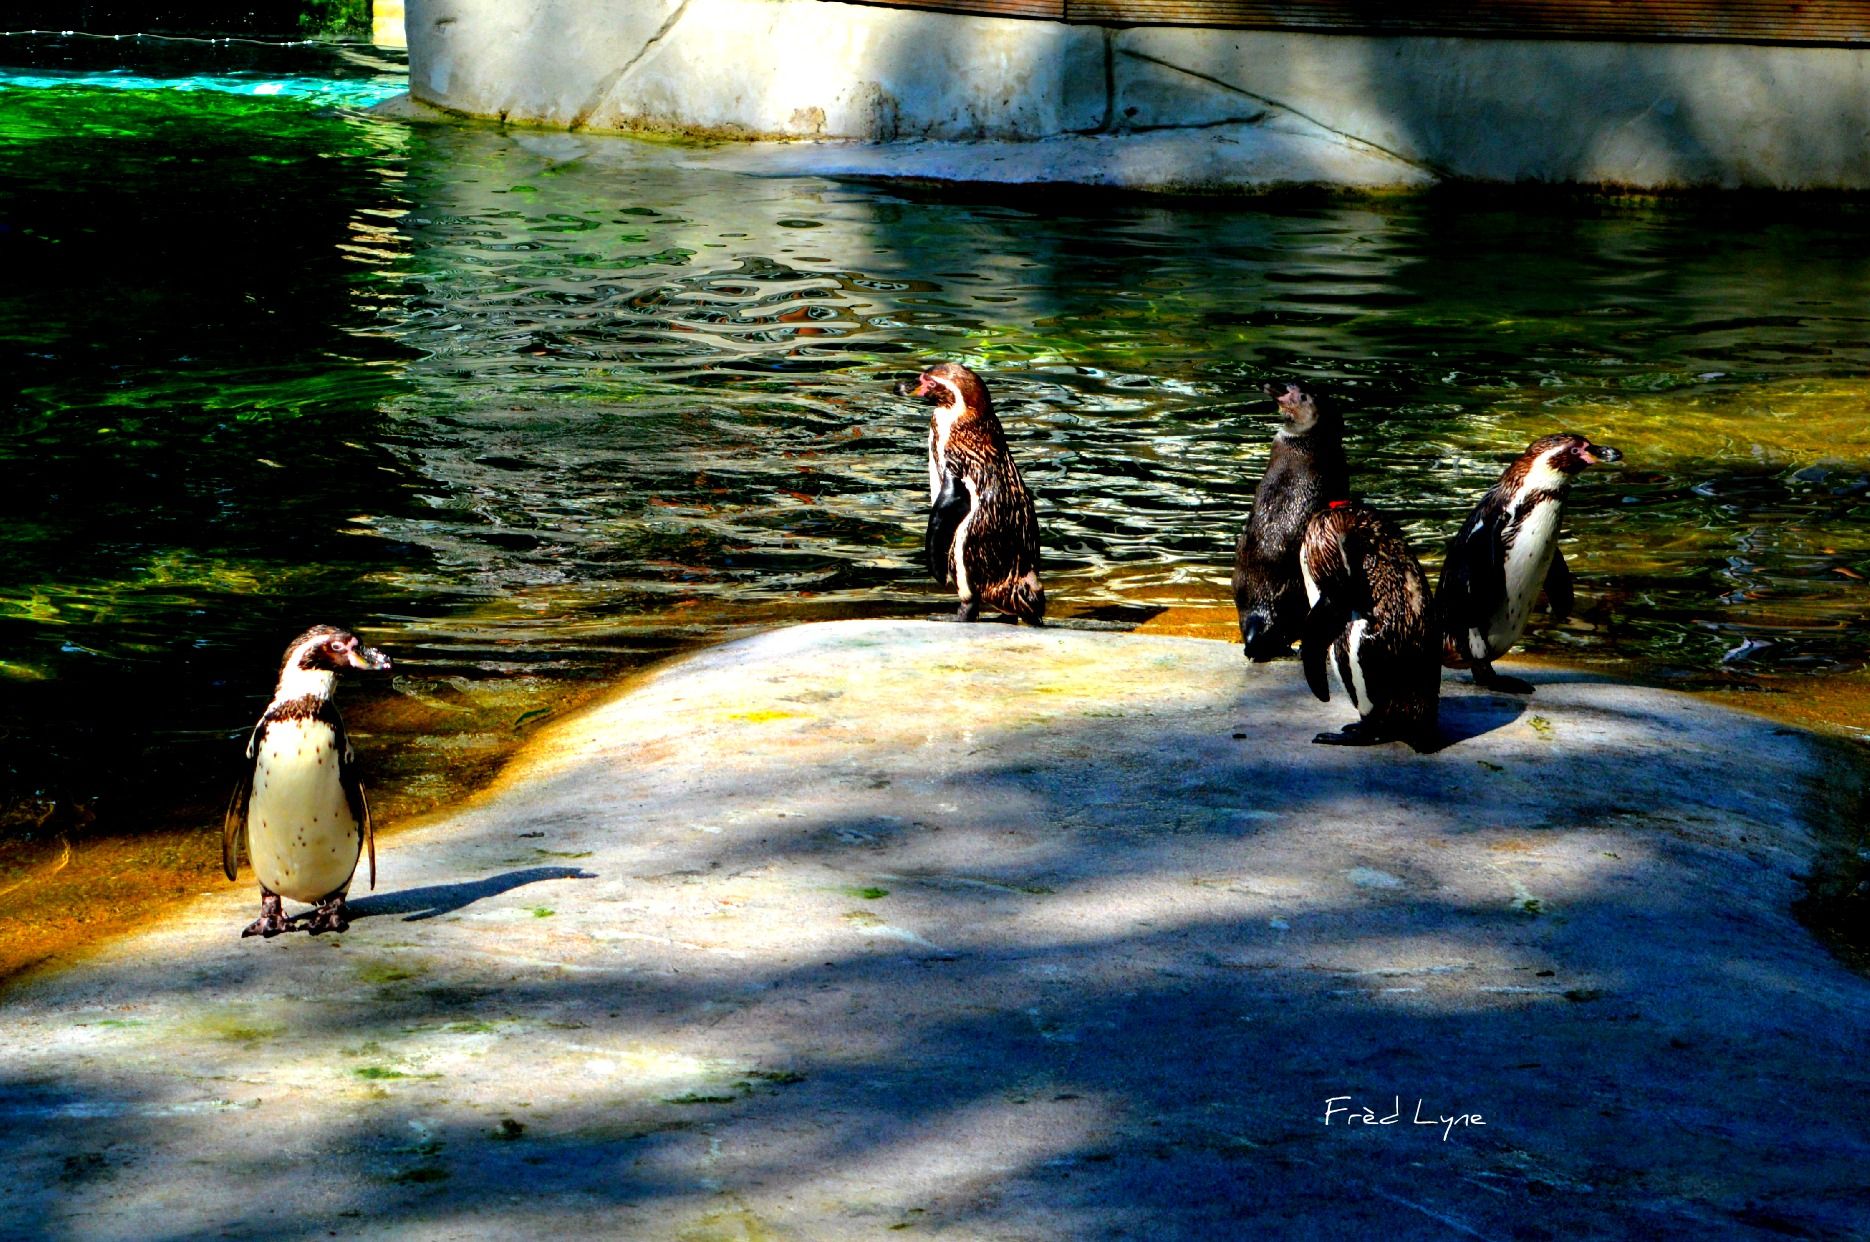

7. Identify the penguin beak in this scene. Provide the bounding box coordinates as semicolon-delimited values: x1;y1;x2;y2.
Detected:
347;645;392;672
1583;443;1623;465
895;374;934;399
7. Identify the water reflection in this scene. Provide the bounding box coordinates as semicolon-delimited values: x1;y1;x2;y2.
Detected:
2;46;1870;971
384;127;1870;685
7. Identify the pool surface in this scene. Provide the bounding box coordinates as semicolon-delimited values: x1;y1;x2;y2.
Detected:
3;35;1869;975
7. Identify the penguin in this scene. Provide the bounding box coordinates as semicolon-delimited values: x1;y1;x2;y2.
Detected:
900;361;1045;624
1436;433;1623;693
1233;380;1350;661
223;625;392;937
1299;500;1440;750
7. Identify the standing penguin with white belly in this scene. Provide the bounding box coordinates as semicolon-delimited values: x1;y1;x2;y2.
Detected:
1299;500;1440;750
1437;433;1622;693
223;625;391;937
1233;380;1350;661
901;361;1045;624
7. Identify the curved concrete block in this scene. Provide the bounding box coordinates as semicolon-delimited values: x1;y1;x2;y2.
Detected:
405;0;1870;189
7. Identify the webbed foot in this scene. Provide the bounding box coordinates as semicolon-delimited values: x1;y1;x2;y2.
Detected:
954;599;980;623
241;891;290;938
1472;661;1534;694
1313;720;1381;747
304;896;351;935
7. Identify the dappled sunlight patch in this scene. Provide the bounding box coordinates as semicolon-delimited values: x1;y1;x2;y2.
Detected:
1;620;1863;1237
1480;377;1870;469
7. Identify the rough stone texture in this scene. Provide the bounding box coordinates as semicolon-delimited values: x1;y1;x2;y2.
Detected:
1114;29;1870;189
586;0;1108;140
403;0;1870;189
3;620;1867;1239
408;0;1108;141
675;121;1437;192
408;0;678;130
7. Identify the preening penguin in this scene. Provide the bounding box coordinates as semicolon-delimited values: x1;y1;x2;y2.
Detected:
1233;380;1350;661
1299;501;1439;750
223;626;391;937
1436;433;1623;694
901;361;1045;624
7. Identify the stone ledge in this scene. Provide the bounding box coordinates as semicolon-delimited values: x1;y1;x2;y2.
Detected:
3;621;1866;1237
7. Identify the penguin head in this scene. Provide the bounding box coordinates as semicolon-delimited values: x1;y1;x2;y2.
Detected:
273;626;391;701
900;362;992;420
1263;380;1327;436
1528;433;1623;477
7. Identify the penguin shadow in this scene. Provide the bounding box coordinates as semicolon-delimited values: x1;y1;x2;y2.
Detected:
1424;690;1530;752
346;866;595;923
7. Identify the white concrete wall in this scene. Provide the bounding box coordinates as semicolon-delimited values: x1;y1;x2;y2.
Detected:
404;0;1870;190
1115;29;1870;188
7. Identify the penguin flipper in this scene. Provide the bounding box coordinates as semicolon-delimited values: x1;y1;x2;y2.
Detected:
222;768;251;882
358;784;376;891
925;470;971;584
1444;514;1505;650
1543;548;1573;620
1300;592;1352;704
223;716;269;881
333;712;376;891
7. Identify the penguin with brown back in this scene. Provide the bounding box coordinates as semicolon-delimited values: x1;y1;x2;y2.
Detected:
901;362;1045;624
1437;433;1622;693
1299;500;1439;750
1233;380;1350;661
223;625;391;937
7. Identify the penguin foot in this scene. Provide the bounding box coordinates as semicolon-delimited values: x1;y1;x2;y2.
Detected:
1473;666;1535;695
304;897;351;936
1312;721;1383;747
954;599;981;623
240;892;290;939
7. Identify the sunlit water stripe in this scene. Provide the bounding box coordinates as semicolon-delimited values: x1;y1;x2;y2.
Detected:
0;69;406;108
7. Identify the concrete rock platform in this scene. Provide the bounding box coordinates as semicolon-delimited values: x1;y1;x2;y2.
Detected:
2;620;1866;1239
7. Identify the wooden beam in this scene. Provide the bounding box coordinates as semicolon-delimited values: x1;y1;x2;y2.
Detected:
830;0;1870;45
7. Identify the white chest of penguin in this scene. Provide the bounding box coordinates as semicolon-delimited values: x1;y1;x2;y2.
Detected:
247;718;359;903
1494;498;1562;643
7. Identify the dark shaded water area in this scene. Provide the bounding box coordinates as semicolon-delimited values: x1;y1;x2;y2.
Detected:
3;37;1870;974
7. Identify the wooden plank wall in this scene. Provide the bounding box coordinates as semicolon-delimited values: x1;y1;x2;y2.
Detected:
840;0;1870;45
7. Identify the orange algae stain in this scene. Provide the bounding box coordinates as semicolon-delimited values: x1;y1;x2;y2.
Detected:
1691;667;1870;739
0;828;223;986
1132;605;1240;642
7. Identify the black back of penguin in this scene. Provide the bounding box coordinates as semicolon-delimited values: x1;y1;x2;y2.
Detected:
1298;502;1439;751
1233;381;1350;661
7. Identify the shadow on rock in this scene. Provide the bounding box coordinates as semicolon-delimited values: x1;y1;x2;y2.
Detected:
1426;691;1529;751
348;866;595;922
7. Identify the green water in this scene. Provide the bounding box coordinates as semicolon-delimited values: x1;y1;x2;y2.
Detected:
4;39;1870;871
